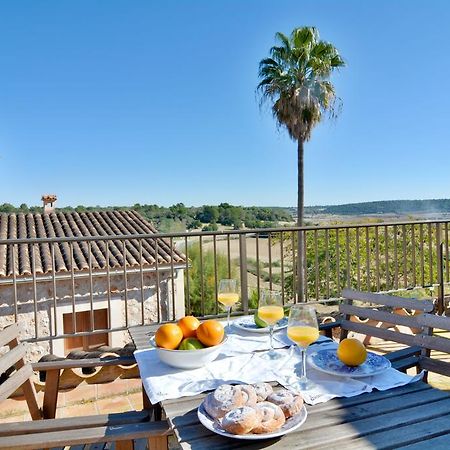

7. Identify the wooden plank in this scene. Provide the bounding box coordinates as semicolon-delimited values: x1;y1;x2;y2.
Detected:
340;303;422;328
0;421;171;450
0;322;20;347
419;356;450;377
300;387;450;433
0;363;33;402
0;411;151;437
341;319;416;346
308;381;430;414
42;368;60;419
415;334;450;353
324;413;450;449
341;288;434;312
417;313;450;331
0;342;26;373
396;431;450;449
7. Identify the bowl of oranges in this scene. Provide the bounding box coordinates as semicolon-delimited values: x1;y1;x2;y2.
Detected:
151;316;226;369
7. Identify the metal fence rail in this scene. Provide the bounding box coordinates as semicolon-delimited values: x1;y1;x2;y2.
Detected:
0;219;448;347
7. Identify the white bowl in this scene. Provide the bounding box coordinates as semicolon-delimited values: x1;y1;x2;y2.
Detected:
150;336;227;369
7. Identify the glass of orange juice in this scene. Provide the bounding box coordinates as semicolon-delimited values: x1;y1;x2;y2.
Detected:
287;304;319;387
218;279;239;330
258;289;284;359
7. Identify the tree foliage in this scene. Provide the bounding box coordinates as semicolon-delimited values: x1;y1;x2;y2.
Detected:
258;27;345;142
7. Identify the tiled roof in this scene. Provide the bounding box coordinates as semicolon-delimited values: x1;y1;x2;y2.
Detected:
0;210;185;278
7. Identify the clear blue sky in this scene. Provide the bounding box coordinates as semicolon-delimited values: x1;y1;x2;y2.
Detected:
1;0;449;208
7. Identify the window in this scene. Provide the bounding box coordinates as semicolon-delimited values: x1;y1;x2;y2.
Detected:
63;309;109;353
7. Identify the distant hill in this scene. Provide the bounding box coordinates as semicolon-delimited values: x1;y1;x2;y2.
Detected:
299;199;450;216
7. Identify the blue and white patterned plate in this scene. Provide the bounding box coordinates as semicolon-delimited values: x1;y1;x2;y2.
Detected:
233;316;288;334
308;349;391;378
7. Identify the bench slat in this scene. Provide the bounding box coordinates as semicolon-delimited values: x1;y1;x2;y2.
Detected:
0;323;20;347
341;288;434;312
0;411;151;437
415;334;450;353
0;421;171;450
417;313;450;331
0;342;26;374
0;363;33;402
340;304;423;328
340;320;416;346
419;356;450;377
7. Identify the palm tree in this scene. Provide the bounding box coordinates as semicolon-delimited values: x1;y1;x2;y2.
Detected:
258;27;345;301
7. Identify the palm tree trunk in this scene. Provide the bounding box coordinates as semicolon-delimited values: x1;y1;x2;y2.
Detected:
297;138;306;302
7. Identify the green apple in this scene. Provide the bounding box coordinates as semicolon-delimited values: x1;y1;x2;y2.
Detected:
178;338;205;350
254;311;268;328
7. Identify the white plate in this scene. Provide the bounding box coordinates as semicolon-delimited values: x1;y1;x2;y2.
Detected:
233;316;288;334
197;401;308;440
308;349;391;378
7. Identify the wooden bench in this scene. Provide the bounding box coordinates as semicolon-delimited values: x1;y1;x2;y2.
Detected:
337;288;435;374
0;323;171;450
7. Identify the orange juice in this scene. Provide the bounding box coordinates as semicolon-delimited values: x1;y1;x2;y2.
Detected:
218;292;239;307
287;326;319;347
258;305;284;325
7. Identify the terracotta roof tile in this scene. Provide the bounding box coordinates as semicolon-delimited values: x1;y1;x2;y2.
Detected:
0;210;185;278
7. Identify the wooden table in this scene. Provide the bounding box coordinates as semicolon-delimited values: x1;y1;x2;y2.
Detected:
161;381;450;449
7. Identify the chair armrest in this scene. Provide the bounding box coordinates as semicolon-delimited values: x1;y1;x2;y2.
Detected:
319;320;341;339
385;346;421;372
32;355;136;371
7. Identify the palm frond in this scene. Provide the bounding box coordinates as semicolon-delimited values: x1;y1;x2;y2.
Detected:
257;26;345;142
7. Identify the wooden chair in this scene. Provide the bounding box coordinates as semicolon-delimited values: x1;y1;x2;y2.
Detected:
338;288;435;373
0;323;170;450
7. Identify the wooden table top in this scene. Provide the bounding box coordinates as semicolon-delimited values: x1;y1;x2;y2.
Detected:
161;381;450;449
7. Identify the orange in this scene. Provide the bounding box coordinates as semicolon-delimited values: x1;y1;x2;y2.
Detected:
155;323;183;350
196;320;224;347
337;338;367;366
178;316;201;338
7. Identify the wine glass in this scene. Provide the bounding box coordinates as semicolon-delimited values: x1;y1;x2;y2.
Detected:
287;304;319;388
218;279;239;330
258;290;284;359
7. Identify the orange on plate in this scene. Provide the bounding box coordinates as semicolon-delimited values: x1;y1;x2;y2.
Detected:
178;316;201;338
337;338;367;366
155;323;183;350
196;320;224;347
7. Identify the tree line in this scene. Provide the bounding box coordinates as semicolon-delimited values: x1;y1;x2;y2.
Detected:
0;202;293;232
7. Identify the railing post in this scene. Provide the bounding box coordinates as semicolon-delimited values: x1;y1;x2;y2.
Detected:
437;241;445;315
239;234;249;313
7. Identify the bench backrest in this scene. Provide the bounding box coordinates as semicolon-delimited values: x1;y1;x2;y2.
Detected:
339;288;435;346
415;314;450;377
0;323;41;419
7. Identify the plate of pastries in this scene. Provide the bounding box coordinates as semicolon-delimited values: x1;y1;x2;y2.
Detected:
197;383;307;439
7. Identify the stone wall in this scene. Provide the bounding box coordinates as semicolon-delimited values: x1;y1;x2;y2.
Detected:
0;268;185;361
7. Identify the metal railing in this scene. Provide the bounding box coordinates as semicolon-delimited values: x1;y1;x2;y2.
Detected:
0;219;448;348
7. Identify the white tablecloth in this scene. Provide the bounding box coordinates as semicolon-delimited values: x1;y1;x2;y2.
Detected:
134;317;423;405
